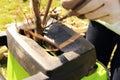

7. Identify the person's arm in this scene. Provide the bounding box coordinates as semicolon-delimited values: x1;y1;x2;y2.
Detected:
61;0;120;24
61;0;84;10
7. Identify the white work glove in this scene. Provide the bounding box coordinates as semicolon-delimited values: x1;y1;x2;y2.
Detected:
61;0;120;24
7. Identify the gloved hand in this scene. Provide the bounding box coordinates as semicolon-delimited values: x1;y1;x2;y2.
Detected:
61;0;120;24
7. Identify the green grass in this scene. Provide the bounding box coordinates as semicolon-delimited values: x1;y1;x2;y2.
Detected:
41;0;60;9
0;0;61;31
0;0;30;31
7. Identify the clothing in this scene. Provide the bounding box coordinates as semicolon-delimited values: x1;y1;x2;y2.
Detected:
86;20;120;80
97;20;120;35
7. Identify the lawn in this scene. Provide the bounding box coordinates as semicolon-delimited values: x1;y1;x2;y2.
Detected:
0;0;87;31
0;0;30;31
0;0;60;31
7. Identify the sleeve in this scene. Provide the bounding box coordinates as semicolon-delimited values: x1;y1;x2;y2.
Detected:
61;0;84;10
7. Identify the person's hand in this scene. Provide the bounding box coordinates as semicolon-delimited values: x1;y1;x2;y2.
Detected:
61;0;120;24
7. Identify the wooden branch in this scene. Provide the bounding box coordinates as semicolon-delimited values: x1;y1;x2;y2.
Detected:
24;29;83;52
31;0;43;35
42;0;53;27
24;29;59;51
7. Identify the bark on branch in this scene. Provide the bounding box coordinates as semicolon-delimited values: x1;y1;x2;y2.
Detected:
31;0;43;35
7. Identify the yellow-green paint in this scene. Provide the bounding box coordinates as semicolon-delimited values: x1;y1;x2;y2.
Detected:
81;61;108;80
7;51;29;80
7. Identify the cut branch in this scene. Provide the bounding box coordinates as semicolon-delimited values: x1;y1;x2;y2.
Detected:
42;0;53;27
31;0;43;35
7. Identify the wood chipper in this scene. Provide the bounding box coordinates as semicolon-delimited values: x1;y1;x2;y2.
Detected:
0;0;109;80
6;21;109;80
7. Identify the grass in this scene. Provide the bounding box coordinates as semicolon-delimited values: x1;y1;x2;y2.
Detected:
0;0;61;31
0;0;87;31
0;0;30;31
41;0;60;9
